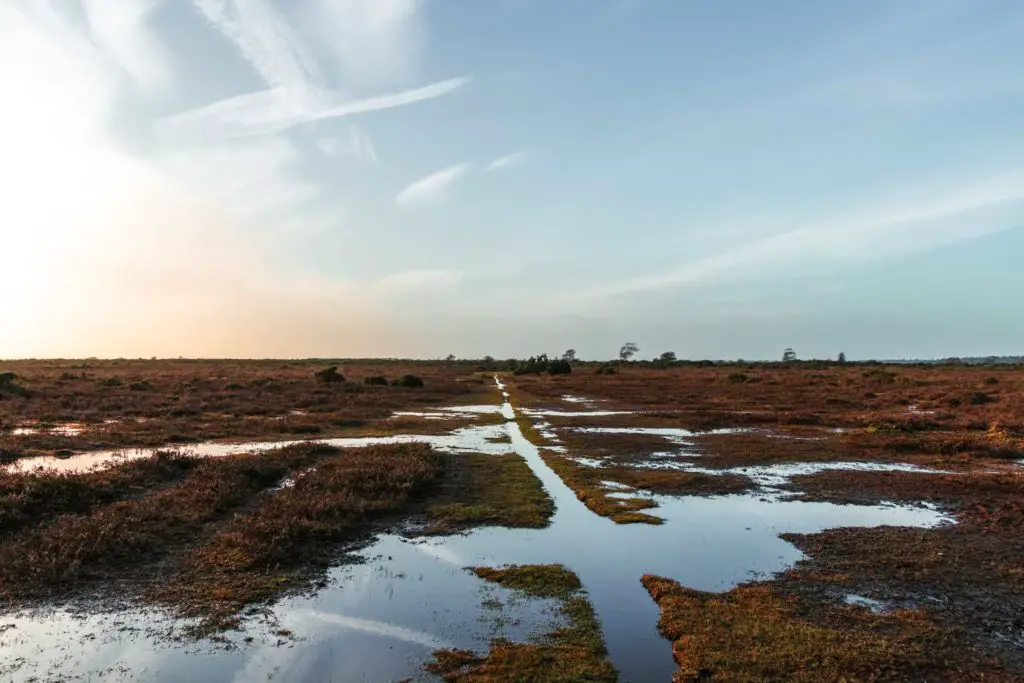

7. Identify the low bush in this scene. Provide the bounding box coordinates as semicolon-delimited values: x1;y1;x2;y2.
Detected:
314;366;345;383
392;374;425;388
547;359;572;376
363;375;389;386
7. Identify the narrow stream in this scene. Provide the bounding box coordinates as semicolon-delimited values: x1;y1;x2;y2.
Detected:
0;377;952;682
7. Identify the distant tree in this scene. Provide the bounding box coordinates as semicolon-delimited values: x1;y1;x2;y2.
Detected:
837;352;847;364
562;349;577;363
445;354;456;362
782;348;797;363
659;351;677;364
619;342;639;364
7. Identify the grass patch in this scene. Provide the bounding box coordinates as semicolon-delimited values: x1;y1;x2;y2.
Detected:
0;443;334;600
0;451;200;540
469;564;581;599
426;453;553;532
153;443;442;630
641;575;993;682
429;564;617;682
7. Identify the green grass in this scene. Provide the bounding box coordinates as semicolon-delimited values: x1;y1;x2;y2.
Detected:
425;452;553;532
469;564;582;598
429;564;618;682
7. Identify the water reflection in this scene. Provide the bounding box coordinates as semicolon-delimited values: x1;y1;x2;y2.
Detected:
0;379;952;683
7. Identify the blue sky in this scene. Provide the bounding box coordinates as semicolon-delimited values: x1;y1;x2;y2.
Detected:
2;0;1022;360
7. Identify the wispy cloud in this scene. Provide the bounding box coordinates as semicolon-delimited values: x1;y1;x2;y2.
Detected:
304;0;424;88
191;0;322;98
156;77;470;143
81;0;174;94
396;163;472;208
585;169;1024;300
486;150;528;171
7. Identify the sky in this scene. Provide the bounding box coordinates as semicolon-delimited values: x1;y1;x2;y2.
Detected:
2;0;1023;361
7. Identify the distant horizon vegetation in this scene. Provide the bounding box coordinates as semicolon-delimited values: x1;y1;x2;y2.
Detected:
3;352;1022;366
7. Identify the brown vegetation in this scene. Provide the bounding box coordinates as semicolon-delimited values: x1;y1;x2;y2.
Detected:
641;575;1010;682
509;386;753;524
0;451;199;540
155;443;443;630
0;443;335;601
0;359;495;461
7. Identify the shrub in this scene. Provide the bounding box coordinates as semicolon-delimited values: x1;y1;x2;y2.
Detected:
594;365;617;375
947;397;962;408
58;372;78;381
968;392;995;405
513;354;552;375
314;366;345;383
392;374;425;388
363;375;389;386
547;359;572;375
224;382;244;390
129;380;152;391
984;376;999;385
727;373;749;383
0;372;18;383
99;377;123;387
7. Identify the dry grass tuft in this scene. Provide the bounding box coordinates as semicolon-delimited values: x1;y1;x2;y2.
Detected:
0;443;334;599
154;443;443;628
641;575;1007;682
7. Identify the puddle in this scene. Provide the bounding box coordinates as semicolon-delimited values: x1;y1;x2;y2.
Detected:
562;395;600;408
5;424;515;475
632;460;947;491
574;426;744;447
845;594;889;613
648;449;702;459
522;408;634;418
0;377;953;683
570;456;606;468
10;423;87;437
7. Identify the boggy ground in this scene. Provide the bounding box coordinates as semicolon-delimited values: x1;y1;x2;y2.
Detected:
0;440;553;633
0;359;496;462
429;564;617;682
511;364;1024;679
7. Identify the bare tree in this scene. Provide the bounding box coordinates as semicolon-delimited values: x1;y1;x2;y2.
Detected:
619;342;639;364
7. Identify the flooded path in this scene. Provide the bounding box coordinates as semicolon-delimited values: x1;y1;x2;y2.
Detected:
0;378;952;682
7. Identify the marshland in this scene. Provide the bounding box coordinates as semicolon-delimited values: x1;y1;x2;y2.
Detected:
2;358;1022;681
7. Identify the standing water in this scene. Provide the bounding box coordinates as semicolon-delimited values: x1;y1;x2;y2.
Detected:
0;377;950;682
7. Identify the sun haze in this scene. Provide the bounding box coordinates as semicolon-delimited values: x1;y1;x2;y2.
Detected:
2;1;1023;360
